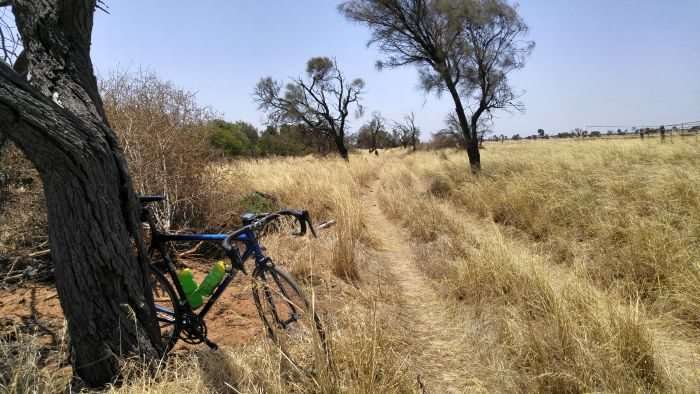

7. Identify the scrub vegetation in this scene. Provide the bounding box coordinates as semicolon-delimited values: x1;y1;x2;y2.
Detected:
3;138;699;393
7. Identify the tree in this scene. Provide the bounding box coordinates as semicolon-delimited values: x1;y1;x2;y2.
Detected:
0;1;161;386
440;110;491;148
537;128;545;138
340;0;534;171
258;124;312;156
357;111;387;153
0;8;22;158
209;120;259;157
393;112;420;151
0;6;20;64
254;57;365;160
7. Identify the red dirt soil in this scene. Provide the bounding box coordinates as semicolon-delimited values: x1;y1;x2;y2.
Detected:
0;259;266;352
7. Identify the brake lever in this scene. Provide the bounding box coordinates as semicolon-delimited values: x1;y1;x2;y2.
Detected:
289;210;316;238
305;211;317;238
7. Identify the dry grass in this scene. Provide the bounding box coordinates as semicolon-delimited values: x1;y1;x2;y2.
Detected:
205;154;379;283
99;299;413;394
376;139;700;392
0;329;70;394
3;139;700;392
1;151;418;393
444;140;700;327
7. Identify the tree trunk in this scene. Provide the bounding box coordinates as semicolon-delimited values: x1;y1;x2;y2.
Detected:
465;137;481;172
334;134;349;160
467;109;487;173
444;77;480;171
1;0;161;386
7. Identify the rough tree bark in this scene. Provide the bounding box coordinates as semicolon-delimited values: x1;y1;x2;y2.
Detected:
0;0;161;386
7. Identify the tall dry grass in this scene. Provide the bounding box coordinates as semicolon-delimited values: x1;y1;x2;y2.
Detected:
1;151;422;393
0;328;70;394
376;140;700;392
4;139;699;393
204;154;379;283
440;140;700;327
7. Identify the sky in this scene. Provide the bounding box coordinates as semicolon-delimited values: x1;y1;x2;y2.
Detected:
90;1;700;138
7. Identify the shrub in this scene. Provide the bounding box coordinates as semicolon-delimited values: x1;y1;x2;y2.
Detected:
101;70;215;227
428;174;453;198
209;120;258;157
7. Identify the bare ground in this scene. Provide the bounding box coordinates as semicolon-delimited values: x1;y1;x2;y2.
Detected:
364;180;486;393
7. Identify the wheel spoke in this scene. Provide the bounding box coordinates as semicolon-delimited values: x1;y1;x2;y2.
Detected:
148;266;181;353
252;265;330;374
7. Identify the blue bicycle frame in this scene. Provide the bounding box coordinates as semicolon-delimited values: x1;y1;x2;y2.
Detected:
152;228;268;320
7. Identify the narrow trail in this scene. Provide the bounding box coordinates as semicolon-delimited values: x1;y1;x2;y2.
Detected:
364;179;479;393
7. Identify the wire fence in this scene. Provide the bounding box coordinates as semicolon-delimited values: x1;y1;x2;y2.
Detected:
584;120;700;136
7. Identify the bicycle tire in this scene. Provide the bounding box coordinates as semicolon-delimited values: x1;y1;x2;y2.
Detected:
251;264;330;374
148;265;181;354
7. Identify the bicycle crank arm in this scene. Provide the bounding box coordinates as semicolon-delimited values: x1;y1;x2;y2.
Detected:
204;338;219;350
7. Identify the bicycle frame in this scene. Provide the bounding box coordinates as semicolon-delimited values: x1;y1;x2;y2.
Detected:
150;228;268;321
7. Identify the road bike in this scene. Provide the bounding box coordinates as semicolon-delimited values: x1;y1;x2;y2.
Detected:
139;195;328;371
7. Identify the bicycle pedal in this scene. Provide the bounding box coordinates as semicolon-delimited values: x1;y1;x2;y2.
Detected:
204;338;219;351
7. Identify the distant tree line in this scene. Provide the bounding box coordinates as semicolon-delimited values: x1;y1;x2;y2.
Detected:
209;120;338;157
210;113;421;158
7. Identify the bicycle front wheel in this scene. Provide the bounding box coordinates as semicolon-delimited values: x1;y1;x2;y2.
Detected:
252;264;329;374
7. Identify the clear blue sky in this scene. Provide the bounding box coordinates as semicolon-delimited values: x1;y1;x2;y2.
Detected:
91;1;700;137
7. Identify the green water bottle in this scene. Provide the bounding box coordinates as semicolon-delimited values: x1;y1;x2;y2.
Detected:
195;261;227;297
177;268;203;309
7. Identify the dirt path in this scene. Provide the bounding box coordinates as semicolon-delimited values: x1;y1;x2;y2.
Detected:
364;180;480;393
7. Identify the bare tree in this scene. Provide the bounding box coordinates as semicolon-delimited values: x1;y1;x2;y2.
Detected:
254;57;365;160
0;5;21;65
366;111;385;153
439;110;490;148
357;111;399;153
340;0;534;171
0;0;161;386
393;112;420;151
0;6;21;155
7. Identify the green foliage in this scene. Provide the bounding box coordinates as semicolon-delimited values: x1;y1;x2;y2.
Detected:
238;192;279;213
209;120;331;158
258;125;309;156
209;120;258;156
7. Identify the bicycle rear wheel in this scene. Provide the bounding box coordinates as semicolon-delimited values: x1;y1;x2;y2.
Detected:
252;264;329;374
148;266;181;354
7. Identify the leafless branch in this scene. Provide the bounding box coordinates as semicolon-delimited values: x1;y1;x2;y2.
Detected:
254;56;364;158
